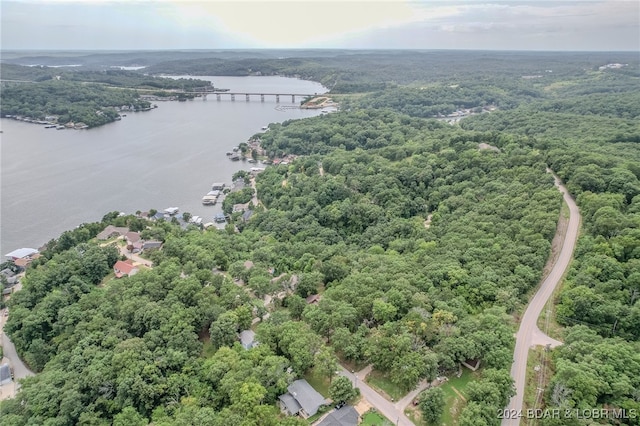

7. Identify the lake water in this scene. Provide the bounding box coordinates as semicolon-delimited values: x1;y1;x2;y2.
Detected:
0;76;327;254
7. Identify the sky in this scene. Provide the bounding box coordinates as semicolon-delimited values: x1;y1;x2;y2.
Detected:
1;0;639;51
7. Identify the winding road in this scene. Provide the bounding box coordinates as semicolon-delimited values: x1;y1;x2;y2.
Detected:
502;171;581;426
338;366;415;426
1;286;35;400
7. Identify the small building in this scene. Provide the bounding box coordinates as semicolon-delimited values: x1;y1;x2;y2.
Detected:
0;364;12;386
316;405;359;426
239;330;258;350
279;379;326;418
4;248;38;260
462;359;481;371
113;260;139;278
305;294;321;305
143;240;163;250
242;210;254;222
233;203;249;213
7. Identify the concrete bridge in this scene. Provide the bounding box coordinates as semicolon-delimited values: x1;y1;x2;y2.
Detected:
197;92;317;103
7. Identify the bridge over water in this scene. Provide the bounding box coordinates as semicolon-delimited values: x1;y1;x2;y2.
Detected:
197;92;317;103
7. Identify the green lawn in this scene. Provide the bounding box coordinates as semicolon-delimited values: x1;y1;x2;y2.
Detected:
438;369;478;425
200;337;217;358
362;411;393;426
365;369;406;401
304;367;331;398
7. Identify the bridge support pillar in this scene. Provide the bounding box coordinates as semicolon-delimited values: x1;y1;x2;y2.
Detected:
246;94;250;102
216;94;221;101
275;95;280;103
261;94;265;102
231;94;235;101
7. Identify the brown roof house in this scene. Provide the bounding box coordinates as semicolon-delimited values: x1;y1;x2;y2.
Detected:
113;260;139;278
279;379;326;419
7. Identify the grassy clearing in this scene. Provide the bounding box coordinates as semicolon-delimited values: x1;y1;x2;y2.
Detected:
405;405;426;426
304;367;331;398
361;411;393;426
439;368;478;425
365;369;406;401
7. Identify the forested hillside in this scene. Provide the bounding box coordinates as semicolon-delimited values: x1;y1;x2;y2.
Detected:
462;67;640;423
1;51;639;426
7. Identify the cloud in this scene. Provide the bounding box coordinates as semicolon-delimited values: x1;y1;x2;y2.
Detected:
1;0;638;50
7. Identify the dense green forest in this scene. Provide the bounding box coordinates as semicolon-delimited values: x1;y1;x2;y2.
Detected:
1;51;639;425
0;64;213;127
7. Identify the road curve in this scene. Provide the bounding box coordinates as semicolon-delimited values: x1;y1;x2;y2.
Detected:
502;171;581;426
2;330;35;381
338;366;414;426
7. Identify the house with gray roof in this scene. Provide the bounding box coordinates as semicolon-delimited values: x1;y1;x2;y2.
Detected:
316;405;359;426
279;379;326;418
239;329;258;350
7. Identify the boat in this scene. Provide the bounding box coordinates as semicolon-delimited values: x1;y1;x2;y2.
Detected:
229;154;240;161
226;152;233;156
211;183;225;191
214;213;227;223
44;124;56;129
56;125;65;130
202;195;217;205
261;126;268;131
208;190;222;196
163;207;179;215
248;159;257;163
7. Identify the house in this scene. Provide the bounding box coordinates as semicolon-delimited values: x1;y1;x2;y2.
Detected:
239;330;258;350
0;269;18;285
143;240;163;250
96;225;129;240
279;379;326;418
316;405;359;426
125;231;141;243
0;363;12;386
113;260;139;278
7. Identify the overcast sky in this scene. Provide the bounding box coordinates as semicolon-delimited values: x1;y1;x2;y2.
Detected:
1;0;638;51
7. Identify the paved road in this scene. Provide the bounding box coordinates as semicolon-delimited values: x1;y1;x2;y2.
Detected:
396;379;430;411
1;301;35;400
338;366;414;426
502;171;581;426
